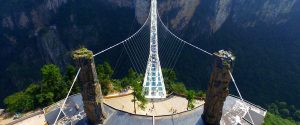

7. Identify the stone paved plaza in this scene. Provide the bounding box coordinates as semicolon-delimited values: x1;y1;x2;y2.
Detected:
104;95;205;116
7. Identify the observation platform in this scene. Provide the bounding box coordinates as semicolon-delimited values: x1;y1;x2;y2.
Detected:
104;94;204;116
43;93;267;125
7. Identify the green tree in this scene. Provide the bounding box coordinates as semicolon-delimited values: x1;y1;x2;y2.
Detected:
171;82;187;95
121;68;136;88
101;79;111;95
121;77;131;88
103;61;113;79
112;79;122;92
24;83;40;106
125;68;147;113
36;92;54;106
40;64;66;104
4;92;34;113
196;90;206;99
65;65;76;82
97;61;114;95
131;79;147;112
24;83;40;96
186;90;195;110
97;64;106;80
162;68;176;93
65;65;80;94
97;61;113;81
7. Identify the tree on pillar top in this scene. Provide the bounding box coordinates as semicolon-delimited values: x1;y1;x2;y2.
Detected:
72;47;107;124
202;50;235;125
73;47;94;64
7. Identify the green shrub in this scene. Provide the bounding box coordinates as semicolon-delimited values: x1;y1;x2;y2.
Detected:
4;92;34;113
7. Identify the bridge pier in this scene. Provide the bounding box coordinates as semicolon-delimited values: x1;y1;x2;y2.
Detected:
202;50;235;125
73;48;107;124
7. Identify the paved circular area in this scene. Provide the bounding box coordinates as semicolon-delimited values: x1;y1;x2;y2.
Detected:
104;95;204;116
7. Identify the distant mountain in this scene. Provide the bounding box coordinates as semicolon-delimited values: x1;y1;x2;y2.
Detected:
0;0;299;109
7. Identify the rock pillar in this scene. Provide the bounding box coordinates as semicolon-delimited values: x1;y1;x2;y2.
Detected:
73;48;106;124
202;50;235;125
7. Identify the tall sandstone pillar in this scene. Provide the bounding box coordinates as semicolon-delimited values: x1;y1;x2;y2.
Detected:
73;48;107;124
202;50;235;125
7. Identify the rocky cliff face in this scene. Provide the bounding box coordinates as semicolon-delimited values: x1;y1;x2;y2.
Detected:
0;0;299;107
231;0;297;26
46;0;68;11
156;0;298;32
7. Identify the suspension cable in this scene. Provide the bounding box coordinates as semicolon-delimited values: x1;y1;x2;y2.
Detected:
157;23;169;67
111;48;124;78
127;35;144;73
54;68;81;125
171;42;186;70
157;11;213;56
136;27;150;70
130;29;147;73
165;37;180;68
123;43;139;72
124;41;141;73
228;71;255;125
93;12;150;57
158;20;176;68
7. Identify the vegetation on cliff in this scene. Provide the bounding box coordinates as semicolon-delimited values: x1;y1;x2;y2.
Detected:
266;101;300;124
263;113;298;125
3;64;79;113
3;62;205;114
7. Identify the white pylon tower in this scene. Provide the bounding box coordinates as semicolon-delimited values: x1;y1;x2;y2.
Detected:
142;0;167;98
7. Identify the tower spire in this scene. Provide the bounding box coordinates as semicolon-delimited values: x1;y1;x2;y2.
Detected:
142;0;167;99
